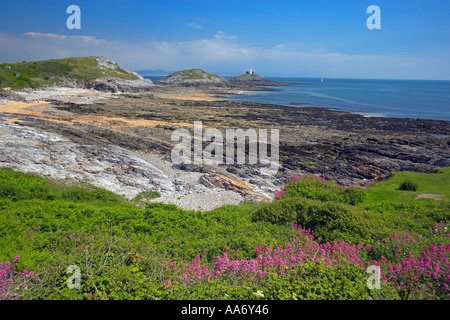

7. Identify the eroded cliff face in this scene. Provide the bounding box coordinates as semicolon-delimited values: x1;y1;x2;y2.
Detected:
85;77;155;93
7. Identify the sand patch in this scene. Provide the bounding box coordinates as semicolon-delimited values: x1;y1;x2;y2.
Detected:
150;88;218;101
0;101;50;115
415;194;443;201
0;101;198;130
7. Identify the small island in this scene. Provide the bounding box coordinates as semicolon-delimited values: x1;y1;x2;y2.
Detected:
229;68;268;82
156;68;226;85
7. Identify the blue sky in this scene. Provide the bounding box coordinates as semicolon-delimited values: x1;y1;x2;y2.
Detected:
0;0;449;79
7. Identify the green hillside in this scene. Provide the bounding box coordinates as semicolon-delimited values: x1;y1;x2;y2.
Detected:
0;167;448;300
0;56;139;90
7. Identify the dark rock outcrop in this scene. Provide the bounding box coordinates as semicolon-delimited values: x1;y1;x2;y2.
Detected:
87;77;154;93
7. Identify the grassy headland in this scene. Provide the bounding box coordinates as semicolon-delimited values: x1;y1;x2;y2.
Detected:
0;56;139;90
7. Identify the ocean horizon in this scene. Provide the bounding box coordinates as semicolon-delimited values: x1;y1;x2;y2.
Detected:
145;76;450;122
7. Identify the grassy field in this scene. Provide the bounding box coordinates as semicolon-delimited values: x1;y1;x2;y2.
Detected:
362;167;450;204
0;167;448;300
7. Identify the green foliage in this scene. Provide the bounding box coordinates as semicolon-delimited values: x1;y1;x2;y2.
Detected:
141;202;292;260
17;232;395;300
256;172;449;244
0;167;292;265
398;180;418;191
342;187;367;205
257;262;393;300
36;61;73;76
253;197;370;243
279;175;366;205
132;190;161;205
362;200;450;235
0;167;448;300
0;167;126;205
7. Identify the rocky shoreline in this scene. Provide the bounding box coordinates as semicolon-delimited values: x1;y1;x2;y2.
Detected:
0;81;449;210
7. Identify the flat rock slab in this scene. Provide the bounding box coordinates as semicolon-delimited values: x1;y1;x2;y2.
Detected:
0;118;173;199
414;193;443;201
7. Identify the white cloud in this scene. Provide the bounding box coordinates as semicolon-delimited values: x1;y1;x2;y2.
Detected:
187;22;202;29
25;32;96;41
0;31;448;79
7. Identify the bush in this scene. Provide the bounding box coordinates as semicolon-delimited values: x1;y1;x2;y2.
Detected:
259;262;381;300
253;197;370;243
275;174;366;205
398;180;418;191
342;187;367;205
0;255;34;300
133;190;161;204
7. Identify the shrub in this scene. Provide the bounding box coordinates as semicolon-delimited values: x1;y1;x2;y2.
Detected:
342;187;367;205
398;180;418;191
133;190;161;204
0;255;34;300
275;174;366;205
260;262;378;300
252;197;370;243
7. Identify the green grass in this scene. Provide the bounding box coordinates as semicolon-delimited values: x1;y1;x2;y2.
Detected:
362;167;450;204
0;167;129;208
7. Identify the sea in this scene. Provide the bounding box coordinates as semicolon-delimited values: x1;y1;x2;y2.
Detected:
144;76;450;121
